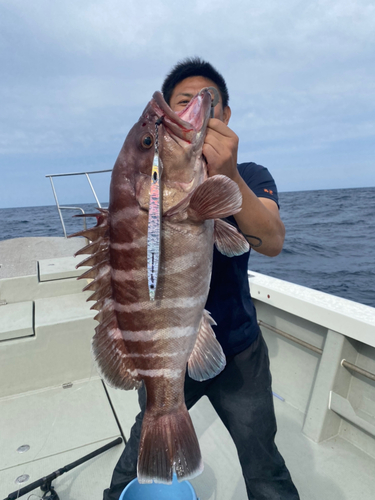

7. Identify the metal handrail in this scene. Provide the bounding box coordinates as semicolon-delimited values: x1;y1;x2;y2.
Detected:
45;169;112;237
258;320;323;355
259;320;375;382
341;359;375;382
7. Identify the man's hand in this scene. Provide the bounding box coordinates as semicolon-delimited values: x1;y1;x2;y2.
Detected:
203;118;240;181
202;118;285;257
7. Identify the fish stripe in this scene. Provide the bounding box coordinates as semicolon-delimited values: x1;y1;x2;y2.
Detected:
116;304;200;331
111;206;140;220
111;268;145;282
110;237;147;251
120;350;191;358
110;251;203;280
113;295;207;313
121;325;196;342
127;368;184;379
159;252;203;274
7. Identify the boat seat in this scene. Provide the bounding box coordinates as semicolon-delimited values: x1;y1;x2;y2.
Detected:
0;292;97;398
35;290;95;330
39;256;89;282
0;301;34;342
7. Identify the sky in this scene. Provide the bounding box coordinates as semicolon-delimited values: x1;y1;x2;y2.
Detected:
0;0;374;208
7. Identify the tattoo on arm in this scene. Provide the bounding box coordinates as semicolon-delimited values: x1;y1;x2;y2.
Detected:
242;234;263;248
221;218;263;248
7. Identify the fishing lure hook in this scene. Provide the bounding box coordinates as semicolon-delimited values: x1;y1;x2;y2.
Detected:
200;86;220;117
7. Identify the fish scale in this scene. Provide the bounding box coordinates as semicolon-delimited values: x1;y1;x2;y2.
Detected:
71;88;249;484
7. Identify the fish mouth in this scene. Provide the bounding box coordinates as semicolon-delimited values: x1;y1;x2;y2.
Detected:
151;90;212;142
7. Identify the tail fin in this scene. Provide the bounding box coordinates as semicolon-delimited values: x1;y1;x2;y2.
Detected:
137;405;203;484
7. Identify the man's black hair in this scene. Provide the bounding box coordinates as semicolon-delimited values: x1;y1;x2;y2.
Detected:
161;57;229;108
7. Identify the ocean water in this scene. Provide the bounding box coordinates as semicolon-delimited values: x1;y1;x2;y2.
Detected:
0;187;374;308
250;187;375;308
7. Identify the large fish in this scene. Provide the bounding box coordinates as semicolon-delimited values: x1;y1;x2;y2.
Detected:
72;88;249;484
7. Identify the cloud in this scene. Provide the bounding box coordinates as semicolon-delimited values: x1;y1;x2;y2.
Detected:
0;0;374;207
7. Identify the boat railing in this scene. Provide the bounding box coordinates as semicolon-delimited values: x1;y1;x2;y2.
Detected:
45;170;112;237
258;319;375;382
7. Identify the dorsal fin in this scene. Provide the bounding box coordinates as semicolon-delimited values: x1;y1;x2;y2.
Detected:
90;296;113;312
82;273;111;292
69;208;109;242
71;207;141;390
76;250;109;269
87;283;112;303
75;239;108;256
77;262;110;281
69;225;108;242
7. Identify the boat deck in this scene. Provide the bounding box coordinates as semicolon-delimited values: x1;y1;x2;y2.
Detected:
1;378;374;499
1;237;374;499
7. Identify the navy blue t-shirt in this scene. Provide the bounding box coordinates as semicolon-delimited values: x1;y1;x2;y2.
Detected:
205;162;279;356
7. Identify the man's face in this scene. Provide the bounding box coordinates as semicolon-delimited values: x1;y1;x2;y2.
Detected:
169;76;230;124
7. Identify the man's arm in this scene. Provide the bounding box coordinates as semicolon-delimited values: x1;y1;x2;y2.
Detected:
203;118;285;257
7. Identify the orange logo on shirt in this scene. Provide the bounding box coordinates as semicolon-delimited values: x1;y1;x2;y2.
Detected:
264;188;273;195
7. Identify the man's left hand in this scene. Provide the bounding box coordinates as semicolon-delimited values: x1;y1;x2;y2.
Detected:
203;119;240;181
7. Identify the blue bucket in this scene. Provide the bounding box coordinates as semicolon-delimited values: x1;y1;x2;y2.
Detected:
119;474;197;500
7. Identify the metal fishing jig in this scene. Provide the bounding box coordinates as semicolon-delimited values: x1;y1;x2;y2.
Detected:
147;118;163;300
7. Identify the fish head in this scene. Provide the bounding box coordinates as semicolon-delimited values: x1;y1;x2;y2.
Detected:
114;103;160;179
109;98;162;213
130;89;212;213
152;89;212;177
152;90;213;211
111;88;213;214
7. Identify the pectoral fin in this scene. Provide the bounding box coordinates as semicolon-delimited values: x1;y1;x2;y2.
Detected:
187;175;242;222
188;310;226;381
214;218;250;257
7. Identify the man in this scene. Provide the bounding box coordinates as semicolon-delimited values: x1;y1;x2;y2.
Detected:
103;58;300;500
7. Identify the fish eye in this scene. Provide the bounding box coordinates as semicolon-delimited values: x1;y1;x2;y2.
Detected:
141;134;154;149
